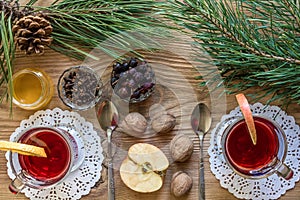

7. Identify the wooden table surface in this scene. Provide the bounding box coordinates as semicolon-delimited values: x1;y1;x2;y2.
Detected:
0;1;300;200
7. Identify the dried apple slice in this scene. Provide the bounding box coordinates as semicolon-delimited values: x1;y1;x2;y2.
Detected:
120;143;169;193
235;93;257;145
0;140;47;157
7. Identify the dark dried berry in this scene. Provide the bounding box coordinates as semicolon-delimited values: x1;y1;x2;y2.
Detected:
144;82;154;90
119;72;127;78
128;58;138;68
121;62;130;71
117;87;130;99
131;90;141;99
137;63;147;72
133;72;143;83
145;71;154;80
110;57;155;102
113;62;122;73
120;79;128;87
128;79;136;88
129;68;137;75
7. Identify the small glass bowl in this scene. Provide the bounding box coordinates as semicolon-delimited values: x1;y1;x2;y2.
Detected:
110;58;156;103
12;68;54;110
57;66;103;110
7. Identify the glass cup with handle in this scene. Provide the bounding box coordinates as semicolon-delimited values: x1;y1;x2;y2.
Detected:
221;115;293;180
8;126;84;193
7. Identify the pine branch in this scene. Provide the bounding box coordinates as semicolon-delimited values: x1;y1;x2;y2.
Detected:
166;0;300;105
35;0;171;60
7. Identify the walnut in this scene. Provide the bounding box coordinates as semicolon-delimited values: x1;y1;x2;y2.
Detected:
151;113;176;134
170;133;194;162
171;171;193;197
119;112;148;137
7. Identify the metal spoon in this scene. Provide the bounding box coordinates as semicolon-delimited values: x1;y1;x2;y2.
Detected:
96;100;119;200
191;103;212;200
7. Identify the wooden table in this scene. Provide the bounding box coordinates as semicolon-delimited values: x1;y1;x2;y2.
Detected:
0;3;300;200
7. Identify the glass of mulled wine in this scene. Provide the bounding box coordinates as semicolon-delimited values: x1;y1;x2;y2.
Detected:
8;127;80;193
221;115;293;180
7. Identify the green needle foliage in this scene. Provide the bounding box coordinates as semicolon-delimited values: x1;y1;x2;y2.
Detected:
166;0;300;106
0;1;17;112
37;0;171;60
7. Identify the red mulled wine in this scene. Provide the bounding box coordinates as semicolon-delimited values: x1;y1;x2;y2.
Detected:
224;116;279;175
18;127;71;182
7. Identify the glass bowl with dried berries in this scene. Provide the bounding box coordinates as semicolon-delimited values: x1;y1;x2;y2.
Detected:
57;66;103;110
111;58;156;103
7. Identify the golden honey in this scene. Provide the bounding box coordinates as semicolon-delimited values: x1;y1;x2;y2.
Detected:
12;68;53;110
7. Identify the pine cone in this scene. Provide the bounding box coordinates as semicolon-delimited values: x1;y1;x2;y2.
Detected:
12;14;53;55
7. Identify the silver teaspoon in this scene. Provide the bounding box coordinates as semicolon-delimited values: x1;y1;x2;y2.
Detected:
96;100;119;200
191;103;212;200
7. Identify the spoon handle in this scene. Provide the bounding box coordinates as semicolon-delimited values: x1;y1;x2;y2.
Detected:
108;161;115;200
107;129;115;200
199;148;205;200
199;136;205;200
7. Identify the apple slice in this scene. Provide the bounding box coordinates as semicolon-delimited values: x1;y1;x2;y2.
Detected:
120;143;169;193
0;140;47;157
235;93;257;145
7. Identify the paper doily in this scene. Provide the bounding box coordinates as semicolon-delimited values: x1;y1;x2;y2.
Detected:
5;108;104;200
208;103;300;200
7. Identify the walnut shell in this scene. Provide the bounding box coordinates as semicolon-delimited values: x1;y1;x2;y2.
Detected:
170;133;194;162
119;112;148;137
171;171;193;197
151;113;176;134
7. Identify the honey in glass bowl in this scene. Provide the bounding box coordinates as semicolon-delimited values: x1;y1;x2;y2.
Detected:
12;68;54;110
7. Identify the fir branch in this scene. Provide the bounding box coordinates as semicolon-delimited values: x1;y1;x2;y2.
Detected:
167;0;300;105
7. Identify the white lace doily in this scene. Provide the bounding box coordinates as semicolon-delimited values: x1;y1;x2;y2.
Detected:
208;103;300;200
5;108;104;200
